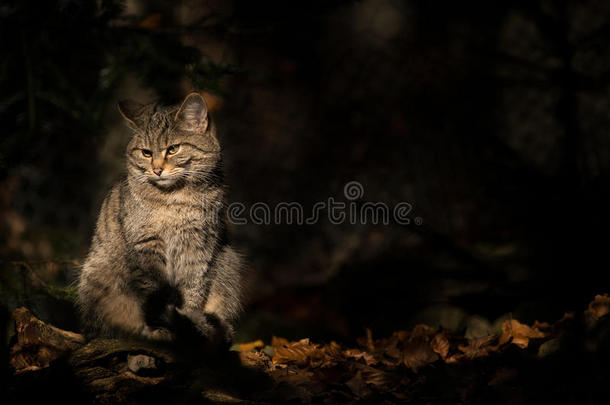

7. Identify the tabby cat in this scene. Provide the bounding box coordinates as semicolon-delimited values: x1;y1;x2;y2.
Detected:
77;93;243;345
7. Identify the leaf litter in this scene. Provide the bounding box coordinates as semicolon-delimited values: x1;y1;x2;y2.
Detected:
234;294;610;403
9;295;610;404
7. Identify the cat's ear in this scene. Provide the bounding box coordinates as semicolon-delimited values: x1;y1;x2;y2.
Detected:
175;93;208;132
117;100;147;129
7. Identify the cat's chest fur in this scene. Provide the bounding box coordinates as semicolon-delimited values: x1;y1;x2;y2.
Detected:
126;191;200;234
122;185;222;279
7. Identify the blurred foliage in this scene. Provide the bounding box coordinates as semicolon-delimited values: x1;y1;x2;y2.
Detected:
0;260;78;330
0;0;237;140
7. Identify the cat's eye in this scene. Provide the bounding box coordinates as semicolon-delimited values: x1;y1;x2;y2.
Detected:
141;149;152;158
167;144;180;155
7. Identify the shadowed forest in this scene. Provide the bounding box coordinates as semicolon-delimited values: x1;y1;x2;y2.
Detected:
2;0;610;403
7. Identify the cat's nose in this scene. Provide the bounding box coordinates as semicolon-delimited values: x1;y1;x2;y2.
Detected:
153;168;163;176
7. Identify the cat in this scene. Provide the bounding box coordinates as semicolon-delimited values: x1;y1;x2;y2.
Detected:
77;93;243;346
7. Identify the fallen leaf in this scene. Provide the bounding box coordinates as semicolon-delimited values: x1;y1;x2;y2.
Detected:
383;339;402;360
271;336;291;347
273;340;319;367
402;339;439;370
458;335;497;359
326;341;344;359
345;371;372;398
401;324;440;370
391;330;410;342
411;324;437;338
431;331;451;359
537;337;561;358
498;319;545;348
344;348;377;366
359;365;391;388
365;328;375;351
588;294;610;319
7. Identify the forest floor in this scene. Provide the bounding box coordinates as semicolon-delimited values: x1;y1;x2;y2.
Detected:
4;295;610;404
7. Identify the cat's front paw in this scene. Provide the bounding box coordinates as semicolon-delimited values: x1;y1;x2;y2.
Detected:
174;308;232;348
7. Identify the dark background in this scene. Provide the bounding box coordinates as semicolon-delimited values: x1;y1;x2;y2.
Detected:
1;0;609;344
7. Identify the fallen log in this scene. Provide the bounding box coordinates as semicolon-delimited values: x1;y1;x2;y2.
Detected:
7;307;270;404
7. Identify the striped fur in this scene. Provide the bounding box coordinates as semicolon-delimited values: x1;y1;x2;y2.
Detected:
77;94;243;345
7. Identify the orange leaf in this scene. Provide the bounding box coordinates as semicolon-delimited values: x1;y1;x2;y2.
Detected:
498;319;545;348
401;339;438;370
588;294;610;319
344;348;377;366
271;336;290;348
236;340;264;352
458;335;497;359
430;331;450;359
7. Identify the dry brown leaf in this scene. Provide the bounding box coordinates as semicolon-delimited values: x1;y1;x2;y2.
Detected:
399;324;440;370
410;324;437;339
445;353;463;363
326;341;344;361
344;348;377;366
356;328;377;352
271;336;291;348
532;320;552;332
316;346;343;368
498;319;545;348
365;328;375;351
588;294;610;319
345;371;372;398
273;340;319;367
431;331;451;359
391;330;410;342
360;365;391;388
383;340;402;359
402;339;439;370
380;356;403;366
458;335;497;359
272;337;344;368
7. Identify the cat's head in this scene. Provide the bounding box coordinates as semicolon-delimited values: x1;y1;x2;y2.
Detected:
118;93;221;189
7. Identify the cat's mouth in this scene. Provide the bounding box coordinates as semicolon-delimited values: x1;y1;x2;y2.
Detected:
149;175;179;188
